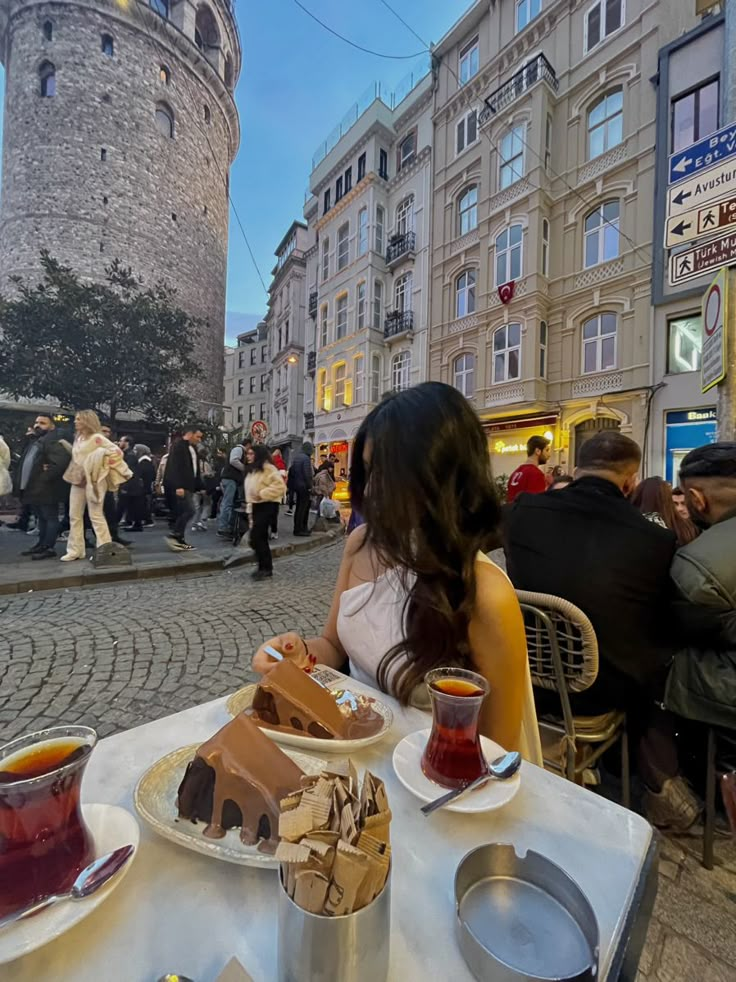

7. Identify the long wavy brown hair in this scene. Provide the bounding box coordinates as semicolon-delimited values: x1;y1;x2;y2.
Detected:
349;382;502;704
631;476;698;545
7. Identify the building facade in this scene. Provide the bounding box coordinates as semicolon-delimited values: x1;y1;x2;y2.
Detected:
304;70;434;476
223;322;269;433
265;221;310;460
428;0;706;481
650;13;724;482
0;0;241;411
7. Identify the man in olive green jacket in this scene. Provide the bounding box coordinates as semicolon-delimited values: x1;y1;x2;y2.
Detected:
666;442;736;730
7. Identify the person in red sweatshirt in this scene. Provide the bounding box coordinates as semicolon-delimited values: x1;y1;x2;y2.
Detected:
506;435;551;503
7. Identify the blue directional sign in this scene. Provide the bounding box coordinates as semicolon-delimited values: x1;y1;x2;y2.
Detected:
669;123;736;185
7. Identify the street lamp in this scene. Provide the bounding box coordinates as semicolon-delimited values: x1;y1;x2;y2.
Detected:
287;354;298;364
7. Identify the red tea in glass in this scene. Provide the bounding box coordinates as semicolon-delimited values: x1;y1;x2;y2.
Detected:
421;668;489;789
0;725;97;917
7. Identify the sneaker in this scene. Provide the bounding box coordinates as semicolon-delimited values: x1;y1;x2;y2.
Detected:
196;522;208;531
59;531;69;541
270;532;279;540
166;536;194;552
252;569;273;580
216;530;232;538
26;528;37;535
644;776;702;832
21;546;43;556
5;523;25;531
144;521;155;528
32;549;57;560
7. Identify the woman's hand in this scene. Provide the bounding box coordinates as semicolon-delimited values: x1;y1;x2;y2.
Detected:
252;632;310;675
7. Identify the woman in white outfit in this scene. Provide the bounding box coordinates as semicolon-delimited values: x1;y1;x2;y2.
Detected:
253;382;541;762
61;410;131;561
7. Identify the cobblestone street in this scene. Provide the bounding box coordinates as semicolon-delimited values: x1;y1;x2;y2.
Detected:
0;539;343;743
1;539;735;980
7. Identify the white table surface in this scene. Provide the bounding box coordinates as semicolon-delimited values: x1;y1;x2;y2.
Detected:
6;679;654;982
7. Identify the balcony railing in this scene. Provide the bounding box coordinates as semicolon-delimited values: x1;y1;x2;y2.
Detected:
308;291;318;318
386;231;416;267
307;351;317;375
304;411;315;430
384;310;414;339
479;54;558;124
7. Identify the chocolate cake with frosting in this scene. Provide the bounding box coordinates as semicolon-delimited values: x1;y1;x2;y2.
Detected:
176;713;303;849
249;659;384;740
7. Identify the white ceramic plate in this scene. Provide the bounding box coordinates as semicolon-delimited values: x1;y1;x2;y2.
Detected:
392;729;521;814
134;743;325;868
0;803;139;966
226;678;394;754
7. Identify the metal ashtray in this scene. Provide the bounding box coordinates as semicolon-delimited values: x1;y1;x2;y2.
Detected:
455;843;599;982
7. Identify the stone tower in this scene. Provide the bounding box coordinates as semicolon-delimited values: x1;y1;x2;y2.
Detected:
0;0;241;412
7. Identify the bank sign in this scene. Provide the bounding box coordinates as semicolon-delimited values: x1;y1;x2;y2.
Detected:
668;123;736;185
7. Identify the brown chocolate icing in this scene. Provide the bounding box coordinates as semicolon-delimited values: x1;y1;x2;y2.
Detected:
250;660;384;741
176;713;304;847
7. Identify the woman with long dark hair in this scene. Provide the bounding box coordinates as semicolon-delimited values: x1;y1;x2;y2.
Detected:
253;383;540;758
245;443;289;580
631;476;698;546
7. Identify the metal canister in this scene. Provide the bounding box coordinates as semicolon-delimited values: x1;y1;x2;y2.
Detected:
277;870;391;982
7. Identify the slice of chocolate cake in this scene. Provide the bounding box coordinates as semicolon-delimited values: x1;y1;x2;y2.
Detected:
250;659;383;740
176;713;303;848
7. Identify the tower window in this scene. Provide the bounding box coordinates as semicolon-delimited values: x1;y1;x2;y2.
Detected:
39;61;56;97
103;196;108;205
204;104;211;124
43;20;53;41
171;213;177;221
101;34;114;57
155;102;175;139
100;148;107;161
159;65;170;85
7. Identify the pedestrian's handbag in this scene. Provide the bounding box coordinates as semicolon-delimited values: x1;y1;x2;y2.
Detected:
63;460;86;486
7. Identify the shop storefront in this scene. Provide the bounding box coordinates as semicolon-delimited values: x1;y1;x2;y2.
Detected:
664;408;718;484
482;414;559;483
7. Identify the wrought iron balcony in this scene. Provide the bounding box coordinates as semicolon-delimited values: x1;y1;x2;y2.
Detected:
308;291;318;318
307;351;317;375
479;54;558;124
384;310;414;340
385;231;416;267
304;411;315;430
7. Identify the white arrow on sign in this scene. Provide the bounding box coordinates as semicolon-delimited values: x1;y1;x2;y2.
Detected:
667;159;736;218
672;155;693;175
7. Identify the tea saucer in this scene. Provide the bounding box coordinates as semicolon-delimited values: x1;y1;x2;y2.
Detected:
0;803;139;965
392;729;521;814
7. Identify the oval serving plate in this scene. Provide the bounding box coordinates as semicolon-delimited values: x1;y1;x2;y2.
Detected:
134;744;324;868
225;684;394;754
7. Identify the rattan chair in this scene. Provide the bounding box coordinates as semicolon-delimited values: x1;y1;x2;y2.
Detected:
516;590;630;808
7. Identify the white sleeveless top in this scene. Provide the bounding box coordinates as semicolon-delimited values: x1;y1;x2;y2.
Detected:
336;553;543;766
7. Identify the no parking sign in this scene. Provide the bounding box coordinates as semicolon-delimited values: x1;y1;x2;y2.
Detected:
702;268;728;393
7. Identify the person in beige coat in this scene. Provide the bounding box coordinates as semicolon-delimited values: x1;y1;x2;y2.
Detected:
61;410;132;561
244;444;287;580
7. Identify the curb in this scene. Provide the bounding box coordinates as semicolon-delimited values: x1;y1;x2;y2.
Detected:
0;529;341;596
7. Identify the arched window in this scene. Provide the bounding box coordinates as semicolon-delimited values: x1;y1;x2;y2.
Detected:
159;65;170;85
39;61;56;97
373;280;383;330
203;104;211;124
391;351;411;392
224;53;234;89
541;218;550;277
493;323;521;383
588;88;623;159
395;195;414;236
454;353;475;397
394;272;413;313
370;353;382;402
321;237;329;282
582;313;617;374
455;270;476;318
319;304;328;347
458;185;478;235
155;102;175;138
101;34;114;57
150;0;169;17
195;4;220;50
495;224;523;286
584;201;619;267
43;20;53;41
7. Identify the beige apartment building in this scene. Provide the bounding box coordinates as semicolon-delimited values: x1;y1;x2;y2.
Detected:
428;0;704;480
223;324;270;433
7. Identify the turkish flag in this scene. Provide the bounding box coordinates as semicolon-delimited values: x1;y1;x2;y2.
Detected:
498;281;516;305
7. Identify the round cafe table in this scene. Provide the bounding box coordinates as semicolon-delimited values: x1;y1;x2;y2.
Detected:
5;674;657;982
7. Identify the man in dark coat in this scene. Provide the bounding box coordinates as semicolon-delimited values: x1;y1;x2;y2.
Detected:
16;414;71;560
163;426;203;551
288;441;314;536
666;442;736;731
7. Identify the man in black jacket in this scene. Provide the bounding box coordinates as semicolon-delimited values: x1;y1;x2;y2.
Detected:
16;415;71;560
163;426;203;551
288;441;314;536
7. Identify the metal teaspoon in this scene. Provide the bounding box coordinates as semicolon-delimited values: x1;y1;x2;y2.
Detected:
421;751;522;816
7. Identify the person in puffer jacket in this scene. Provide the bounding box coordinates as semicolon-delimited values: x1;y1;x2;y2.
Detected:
244;443;289;580
666;442;736;731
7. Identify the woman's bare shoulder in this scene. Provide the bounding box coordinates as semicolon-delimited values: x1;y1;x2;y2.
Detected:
473;558;522;622
344;524;368;557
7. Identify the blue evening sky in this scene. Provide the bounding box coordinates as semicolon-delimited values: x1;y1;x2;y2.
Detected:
0;0;470;341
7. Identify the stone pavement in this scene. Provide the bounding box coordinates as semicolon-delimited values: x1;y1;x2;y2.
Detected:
0;508;337;595
0;540;734;979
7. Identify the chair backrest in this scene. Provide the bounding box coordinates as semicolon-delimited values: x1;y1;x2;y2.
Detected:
515;590;599;694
